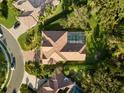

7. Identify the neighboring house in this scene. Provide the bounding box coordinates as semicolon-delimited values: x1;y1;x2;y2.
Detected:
45;0;60;6
13;0;39;28
13;0;60;28
13;0;41;20
41;31;86;64
37;73;82;93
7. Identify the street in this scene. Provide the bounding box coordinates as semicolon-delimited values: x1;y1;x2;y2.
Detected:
0;26;24;93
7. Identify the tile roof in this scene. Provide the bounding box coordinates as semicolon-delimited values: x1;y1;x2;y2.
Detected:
41;31;86;64
49;73;72;89
60;43;84;52
43;31;66;42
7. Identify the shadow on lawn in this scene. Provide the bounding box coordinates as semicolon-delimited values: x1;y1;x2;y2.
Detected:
44;10;72;26
38;9;73;31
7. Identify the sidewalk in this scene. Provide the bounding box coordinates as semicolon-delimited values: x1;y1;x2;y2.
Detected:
22;47;42;62
22;71;47;90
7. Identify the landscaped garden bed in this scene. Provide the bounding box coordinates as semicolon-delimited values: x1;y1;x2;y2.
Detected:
18;24;41;51
0;41;11;93
25;61;93;79
0;47;8;92
25;61;54;78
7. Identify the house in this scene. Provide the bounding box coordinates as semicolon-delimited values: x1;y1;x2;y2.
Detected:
45;0;60;6
13;0;60;28
41;31;86;64
37;73;83;93
13;0;42;20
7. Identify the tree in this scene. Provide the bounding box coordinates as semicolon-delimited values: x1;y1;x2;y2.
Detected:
61;0;124;31
81;61;124;93
62;0;87;10
0;0;8;18
89;0;124;30
60;6;90;30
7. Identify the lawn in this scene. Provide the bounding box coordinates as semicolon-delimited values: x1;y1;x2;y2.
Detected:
0;0;19;28
18;24;41;51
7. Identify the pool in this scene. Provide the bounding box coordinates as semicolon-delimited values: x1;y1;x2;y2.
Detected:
70;85;84;93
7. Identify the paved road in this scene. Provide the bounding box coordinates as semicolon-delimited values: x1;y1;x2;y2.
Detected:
0;25;24;93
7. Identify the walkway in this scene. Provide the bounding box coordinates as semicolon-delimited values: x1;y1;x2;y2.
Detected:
22;71;47;90
22;47;42;62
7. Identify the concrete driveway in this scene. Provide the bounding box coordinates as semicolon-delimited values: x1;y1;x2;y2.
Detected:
9;20;29;39
0;25;24;93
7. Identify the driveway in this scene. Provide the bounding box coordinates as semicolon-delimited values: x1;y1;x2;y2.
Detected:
0;25;24;93
9;20;29;39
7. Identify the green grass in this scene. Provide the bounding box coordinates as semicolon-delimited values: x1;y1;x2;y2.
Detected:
18;32;28;50
0;0;19;28
18;25;41;51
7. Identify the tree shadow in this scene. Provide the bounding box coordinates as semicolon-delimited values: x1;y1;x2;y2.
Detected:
44;10;72;26
34;47;41;62
0;0;8;19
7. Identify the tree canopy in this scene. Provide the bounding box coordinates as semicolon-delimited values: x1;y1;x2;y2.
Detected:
60;0;124;93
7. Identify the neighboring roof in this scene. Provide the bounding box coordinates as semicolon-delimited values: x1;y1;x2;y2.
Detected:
38;73;73;93
13;0;41;21
49;73;72;89
38;87;54;93
28;0;45;8
13;0;34;11
52;0;60;6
